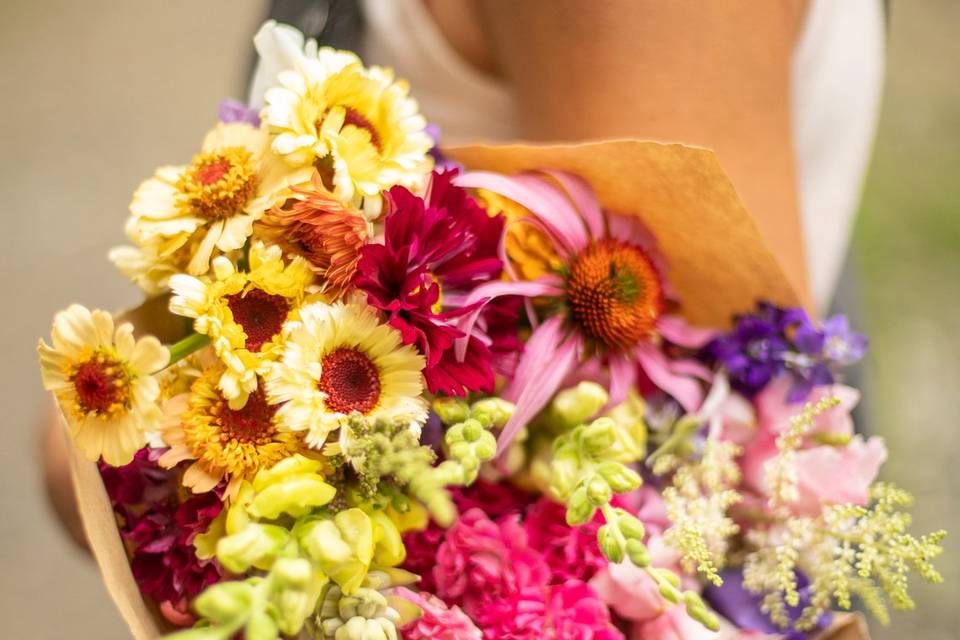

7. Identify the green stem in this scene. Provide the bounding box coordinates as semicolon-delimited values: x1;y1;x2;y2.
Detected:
167;332;210;366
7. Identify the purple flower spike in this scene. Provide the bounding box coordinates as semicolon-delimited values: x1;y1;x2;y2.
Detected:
218;98;261;126
821;314;868;366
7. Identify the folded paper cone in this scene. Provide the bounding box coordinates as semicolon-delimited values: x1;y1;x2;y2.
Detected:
447;140;810;325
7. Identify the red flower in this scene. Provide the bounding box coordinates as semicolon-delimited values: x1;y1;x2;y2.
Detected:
354;170;516;396
522;497;609;583
100;448;224;627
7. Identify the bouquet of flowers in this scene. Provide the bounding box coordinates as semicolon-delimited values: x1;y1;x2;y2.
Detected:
38;21;945;640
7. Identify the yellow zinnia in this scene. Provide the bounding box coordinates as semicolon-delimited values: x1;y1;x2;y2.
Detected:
266;300;427;449
38;305;169;465
122;122;309;277
169;242;314;408
160;365;307;498
262;48;432;214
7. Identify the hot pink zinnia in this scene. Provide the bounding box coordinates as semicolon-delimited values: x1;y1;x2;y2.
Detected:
354;169;515;396
434;508;550;615
522;497;608;583
476;580;624;640
395;588;483;640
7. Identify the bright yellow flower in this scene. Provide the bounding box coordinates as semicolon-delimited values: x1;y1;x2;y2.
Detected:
262;49;432;213
266;300;427;449
122;122;310;278
160;365;307;499
38;305;168;465
170;242;314;408
478;189;563;281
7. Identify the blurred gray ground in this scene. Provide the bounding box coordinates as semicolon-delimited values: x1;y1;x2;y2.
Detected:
0;2;956;639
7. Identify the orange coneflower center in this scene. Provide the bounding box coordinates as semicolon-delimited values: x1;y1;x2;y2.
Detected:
211;387;277;446
319;348;381;414
71;352;131;416
566;239;663;352
179;147;257;220
226;288;290;352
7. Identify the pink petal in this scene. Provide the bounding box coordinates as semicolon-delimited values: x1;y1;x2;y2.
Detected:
656;315;717;349
454;171;588;255
539;170;606;241
636;342;704;413
454;277;563;361
498;319;579;453
607;352;638;407
668;358;713;381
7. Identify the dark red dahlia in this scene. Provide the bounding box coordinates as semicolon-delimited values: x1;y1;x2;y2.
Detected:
100;448;224;627
355;169;518;396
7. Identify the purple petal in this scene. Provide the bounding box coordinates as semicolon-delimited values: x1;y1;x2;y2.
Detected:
218;98;260;126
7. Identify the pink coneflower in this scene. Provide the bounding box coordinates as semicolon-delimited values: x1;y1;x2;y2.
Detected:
355;169;515;396
453;171;716;450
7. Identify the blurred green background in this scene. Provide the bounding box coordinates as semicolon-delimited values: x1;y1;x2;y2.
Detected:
0;1;955;638
852;3;959;638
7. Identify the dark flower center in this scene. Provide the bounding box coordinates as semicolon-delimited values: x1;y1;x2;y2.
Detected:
213;388;276;445
318;348;382;414
225;288;290;352
342;107;382;152
566;239;663;351
72;353;131;415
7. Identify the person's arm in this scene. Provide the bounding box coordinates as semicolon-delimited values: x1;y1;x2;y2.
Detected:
432;0;811;301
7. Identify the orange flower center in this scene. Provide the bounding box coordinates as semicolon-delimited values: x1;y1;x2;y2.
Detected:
566;239;663;352
179;146;257;220
210;387;277;446
226;288;290;352
318;348;381;414
71;352;131;416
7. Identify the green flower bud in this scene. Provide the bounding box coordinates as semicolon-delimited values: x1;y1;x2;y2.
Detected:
471;397;514;429
549;446;583;500
684;591;721;631
596;461;642;494
580;417;616;455
586;476;613;507
654;567;682;589
432;397;470;425
548;382;608;431
659;583;681;604
625;539;651;567
565;486;597;526
597;524;625;563
216;523;290;574
615;511;646;540
193;581;256;623
245;611;280;640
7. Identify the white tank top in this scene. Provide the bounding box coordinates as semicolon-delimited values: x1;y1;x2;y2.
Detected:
358;0;885;311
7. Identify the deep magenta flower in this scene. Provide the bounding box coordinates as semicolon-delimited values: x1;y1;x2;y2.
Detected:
434;508;550;616
100;448;224;626
522;497;608;583
354;169;514;396
475;580;624;640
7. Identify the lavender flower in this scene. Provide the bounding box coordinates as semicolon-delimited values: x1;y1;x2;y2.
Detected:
704;303;867;402
218;98;260;126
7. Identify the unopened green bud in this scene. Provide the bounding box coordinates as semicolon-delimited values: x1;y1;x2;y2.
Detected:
597;524;624;562
549;446;582;499
659;583;681;603
615;512;646;540
216;523;289;574
193;581;255;623
580;418;616;455
432;397;470;425
461;418;484;442
596;461;642;493
549;382;608;431
655;568;682;589
471;397;514;428
245;611;280;640
625;539;650;567
566;486;597;526
684;591;720;631
586;476;613;506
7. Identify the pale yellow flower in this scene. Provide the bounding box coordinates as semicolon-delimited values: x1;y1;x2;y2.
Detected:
262;48;432;213
266;300;427;448
169;242;314;408
38;305;168;465
159;365;307;499
122;122;310;277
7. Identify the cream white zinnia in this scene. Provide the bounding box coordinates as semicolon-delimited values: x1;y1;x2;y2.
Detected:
38;305;169;465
